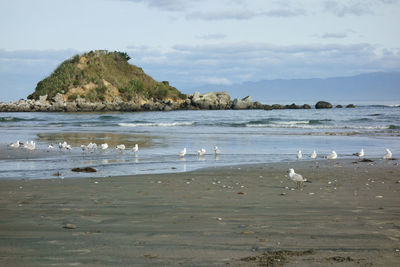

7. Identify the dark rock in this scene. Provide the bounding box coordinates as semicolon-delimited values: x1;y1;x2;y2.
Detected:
346;104;356;108
71;167;97;173
272;104;284;109
302;104;311;109
360;158;374;162
286;103;301;109
252;101;264;109
263;105;272;110
315;101;333;109
336;105;343;108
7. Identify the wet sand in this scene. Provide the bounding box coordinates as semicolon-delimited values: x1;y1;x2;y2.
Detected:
0;159;399;266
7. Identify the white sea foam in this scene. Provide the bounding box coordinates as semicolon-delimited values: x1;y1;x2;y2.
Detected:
273;120;310;125
245;123;392;130
119;122;194;127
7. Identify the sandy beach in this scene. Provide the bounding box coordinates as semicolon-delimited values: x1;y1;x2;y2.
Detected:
0;159;399;266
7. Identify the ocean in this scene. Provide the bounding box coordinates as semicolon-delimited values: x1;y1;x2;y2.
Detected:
0;105;399;179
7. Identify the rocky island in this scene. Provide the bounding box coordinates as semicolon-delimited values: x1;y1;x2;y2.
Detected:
0;50;353;112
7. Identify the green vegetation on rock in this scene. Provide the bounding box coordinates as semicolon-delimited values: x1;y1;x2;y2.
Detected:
28;50;186;102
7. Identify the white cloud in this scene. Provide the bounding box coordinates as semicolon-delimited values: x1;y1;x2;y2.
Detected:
320;32;348;39
197;33;227;40
1;42;399;101
187;8;305;21
124;42;400;89
120;0;197;11
322;0;399;16
200;77;232;85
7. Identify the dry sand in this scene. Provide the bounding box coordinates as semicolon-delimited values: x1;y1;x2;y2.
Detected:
0;159;399;266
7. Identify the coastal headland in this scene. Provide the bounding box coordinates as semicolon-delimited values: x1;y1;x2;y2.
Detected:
0;159;399;266
0;50;355;112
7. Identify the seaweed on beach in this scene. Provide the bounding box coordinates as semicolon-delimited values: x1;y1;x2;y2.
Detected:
240;249;315;266
71;167;97;173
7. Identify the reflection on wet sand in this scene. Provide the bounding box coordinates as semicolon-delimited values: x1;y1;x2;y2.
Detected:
37;132;165;148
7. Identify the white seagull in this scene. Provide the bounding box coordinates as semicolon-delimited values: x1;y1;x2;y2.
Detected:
47;144;54;151
383;148;392;159
101;143;108;150
327;150;338;160
9;140;20;148
24;141;36;151
132;144;139;153
297;150;302;160
58;142;64;151
289;168;307;189
197;148;206;156
116;144;126;152
353;148;364;159
214;146;220;155
87;142;97;150
179;147;187;157
310;150;317;159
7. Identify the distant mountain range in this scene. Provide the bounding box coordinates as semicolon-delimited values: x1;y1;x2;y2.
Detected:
188;72;400;104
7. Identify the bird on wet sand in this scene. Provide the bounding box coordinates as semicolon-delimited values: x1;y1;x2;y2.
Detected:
288;168;308;189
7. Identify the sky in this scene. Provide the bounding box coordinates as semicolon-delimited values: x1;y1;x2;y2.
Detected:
0;0;400;101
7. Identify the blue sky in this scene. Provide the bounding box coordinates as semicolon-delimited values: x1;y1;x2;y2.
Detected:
1;0;400;101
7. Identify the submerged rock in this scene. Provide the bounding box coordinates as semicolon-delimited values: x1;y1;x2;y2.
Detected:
346;104;356;108
71;167;97;173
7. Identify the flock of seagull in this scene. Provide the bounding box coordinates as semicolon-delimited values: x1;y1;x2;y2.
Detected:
8;139;394;189
9;139;393;161
295;148;392;161
290;147;393;189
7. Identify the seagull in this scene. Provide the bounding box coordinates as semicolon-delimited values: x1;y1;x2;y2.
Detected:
87;142;97;150
101;143;108;150
197;148;206;156
9;140;20;148
327;150;337;160
65;144;72;151
353;148;364;159
24;141;36;151
383;148;392;159
132;144;138;153
80;144;87;154
310;150;317;159
116;144;126;152
47;144;54;151
58;141;69;151
289;168;307;189
297;150;302;160
214;146;220;155
179;147;187;157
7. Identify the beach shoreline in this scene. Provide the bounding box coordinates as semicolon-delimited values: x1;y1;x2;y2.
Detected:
1;159;399;266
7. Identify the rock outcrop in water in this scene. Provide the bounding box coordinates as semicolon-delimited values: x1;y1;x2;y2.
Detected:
0;91;326;112
315;101;333;109
27;50;186;103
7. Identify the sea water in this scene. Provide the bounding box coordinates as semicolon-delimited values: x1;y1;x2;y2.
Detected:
0;105;399;179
